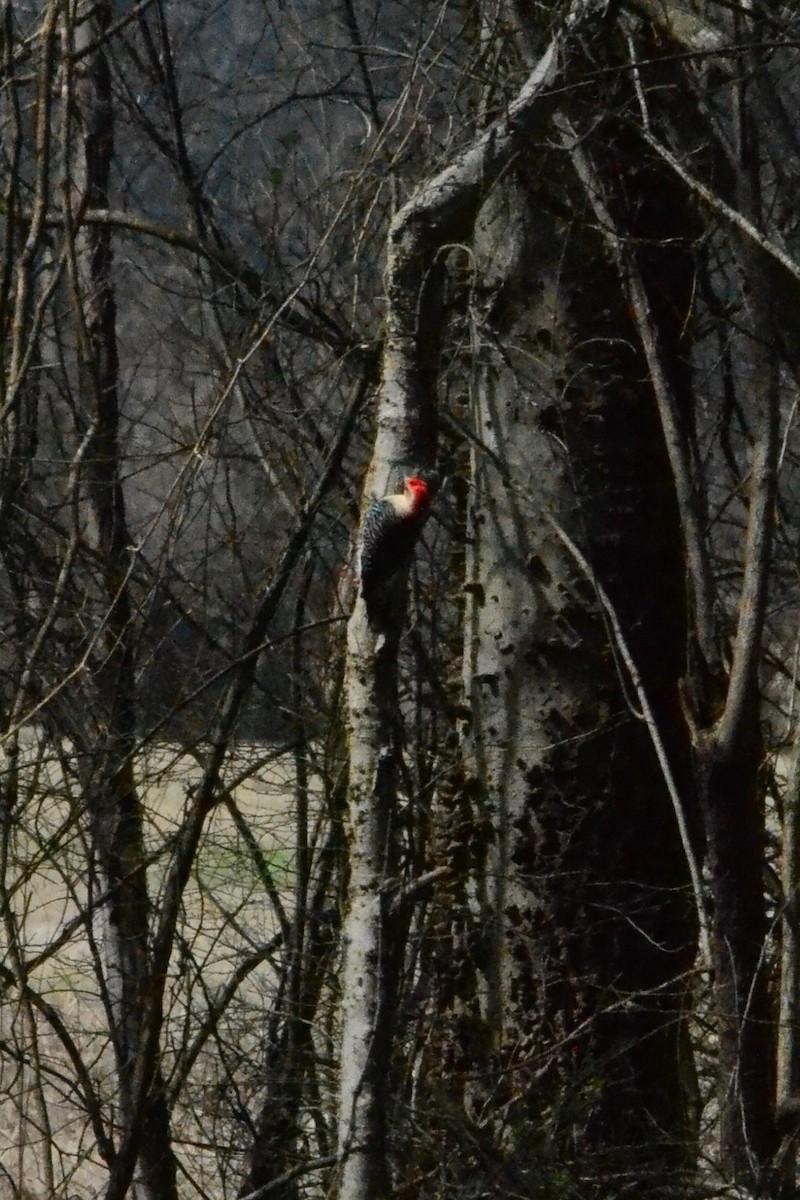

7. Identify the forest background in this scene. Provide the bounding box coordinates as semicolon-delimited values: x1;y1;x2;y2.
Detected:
2;1;800;1198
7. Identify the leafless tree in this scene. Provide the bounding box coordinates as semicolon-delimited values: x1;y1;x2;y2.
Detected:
4;1;800;1198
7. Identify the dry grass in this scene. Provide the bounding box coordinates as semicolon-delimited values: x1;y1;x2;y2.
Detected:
0;732;305;1200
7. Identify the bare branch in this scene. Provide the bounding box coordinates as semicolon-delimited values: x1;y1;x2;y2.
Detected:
544;513;711;968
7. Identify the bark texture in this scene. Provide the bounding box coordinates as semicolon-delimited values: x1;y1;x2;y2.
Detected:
337;7;615;1196
69;5;177;1195
461;166;699;1191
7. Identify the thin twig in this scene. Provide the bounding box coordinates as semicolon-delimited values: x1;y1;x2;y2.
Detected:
544;514;711;968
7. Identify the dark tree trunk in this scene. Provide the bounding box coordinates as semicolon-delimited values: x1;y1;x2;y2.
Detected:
696;718;775;1176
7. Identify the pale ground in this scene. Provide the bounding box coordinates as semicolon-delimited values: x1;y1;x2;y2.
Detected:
0;733;305;1200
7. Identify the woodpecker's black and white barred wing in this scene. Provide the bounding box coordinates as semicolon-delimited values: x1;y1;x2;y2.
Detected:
357;480;431;627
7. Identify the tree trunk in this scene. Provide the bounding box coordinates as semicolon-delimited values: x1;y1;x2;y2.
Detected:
689;240;780;1186
67;4;177;1196
461;166;700;1191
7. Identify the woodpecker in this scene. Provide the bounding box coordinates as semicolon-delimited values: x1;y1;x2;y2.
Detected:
358;475;431;627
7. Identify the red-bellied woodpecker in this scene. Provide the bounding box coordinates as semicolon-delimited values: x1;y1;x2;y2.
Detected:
358;475;431;627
